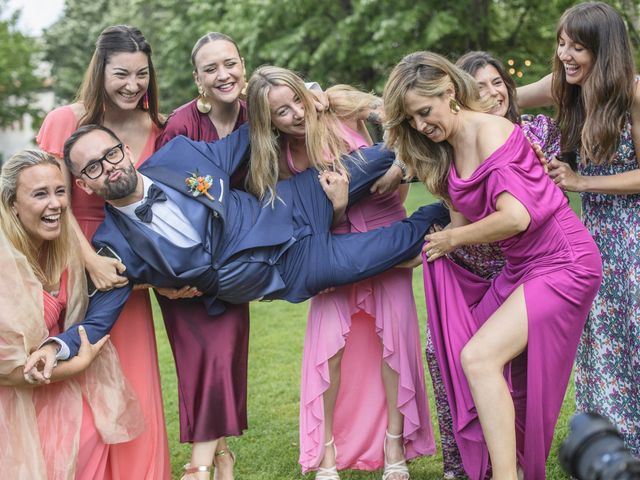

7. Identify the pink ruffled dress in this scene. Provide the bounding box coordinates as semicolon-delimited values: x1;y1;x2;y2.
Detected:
298;124;435;472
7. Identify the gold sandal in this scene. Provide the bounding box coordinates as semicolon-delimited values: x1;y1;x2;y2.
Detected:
181;463;212;480
213;448;236;480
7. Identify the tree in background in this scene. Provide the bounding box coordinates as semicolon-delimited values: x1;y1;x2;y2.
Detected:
0;0;43;128
42;0;640;113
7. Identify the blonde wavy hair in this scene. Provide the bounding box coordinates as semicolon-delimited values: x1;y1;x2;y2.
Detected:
383;51;492;201
0;150;72;288
246;66;373;203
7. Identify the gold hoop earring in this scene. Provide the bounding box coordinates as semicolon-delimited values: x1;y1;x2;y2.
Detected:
196;86;211;114
449;98;461;114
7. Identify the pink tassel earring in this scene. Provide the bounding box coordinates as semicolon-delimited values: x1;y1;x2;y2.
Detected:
142;92;149;110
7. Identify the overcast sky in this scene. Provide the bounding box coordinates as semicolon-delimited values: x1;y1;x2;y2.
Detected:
3;0;64;35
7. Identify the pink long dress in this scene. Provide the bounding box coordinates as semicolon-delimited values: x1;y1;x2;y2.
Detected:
422;125;602;479
37;105;171;480
298;124;435;472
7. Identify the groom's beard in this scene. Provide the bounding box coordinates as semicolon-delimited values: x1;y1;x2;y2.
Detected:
99;162;138;201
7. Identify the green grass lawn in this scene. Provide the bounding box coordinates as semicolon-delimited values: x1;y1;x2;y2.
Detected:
154;185;579;479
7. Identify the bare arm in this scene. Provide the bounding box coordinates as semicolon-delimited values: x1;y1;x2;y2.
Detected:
424;192;530;261
516;74;554;109
547;82;640;194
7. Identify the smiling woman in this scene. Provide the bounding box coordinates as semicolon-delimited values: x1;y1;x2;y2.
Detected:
36;25;171;480
10;162;67;247
0;150;143;479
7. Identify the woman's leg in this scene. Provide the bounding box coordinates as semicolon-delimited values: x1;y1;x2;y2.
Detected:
213;437;235;480
381;362;407;479
460;285;528;480
319;348;344;470
185;440;217;480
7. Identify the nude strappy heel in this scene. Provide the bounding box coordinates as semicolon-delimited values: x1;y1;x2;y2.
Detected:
383;431;409;480
316;437;340;480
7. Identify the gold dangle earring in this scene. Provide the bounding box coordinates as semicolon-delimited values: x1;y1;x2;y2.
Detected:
449;98;461;114
196;86;211;114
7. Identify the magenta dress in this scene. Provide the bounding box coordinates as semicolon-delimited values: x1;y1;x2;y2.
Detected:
298;124;435;472
422;125;602;479
155;98;251;441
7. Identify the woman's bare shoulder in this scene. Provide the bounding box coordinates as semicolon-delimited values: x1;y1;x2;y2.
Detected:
476;114;514;160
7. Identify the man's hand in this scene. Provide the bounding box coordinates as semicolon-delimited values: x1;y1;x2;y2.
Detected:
23;342;59;385
23;326;109;384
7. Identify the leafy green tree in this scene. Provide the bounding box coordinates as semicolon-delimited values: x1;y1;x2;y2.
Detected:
41;0;112;103
42;0;638;114
0;2;43;127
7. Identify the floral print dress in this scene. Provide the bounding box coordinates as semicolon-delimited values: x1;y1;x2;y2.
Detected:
575;112;640;456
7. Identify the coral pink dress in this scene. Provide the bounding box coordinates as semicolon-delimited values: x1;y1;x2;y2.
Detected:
423;126;602;479
41;271;109;478
298;124;435;472
37;105;170;480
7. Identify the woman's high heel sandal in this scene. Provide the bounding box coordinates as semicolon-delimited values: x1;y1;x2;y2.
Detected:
181;463;212;480
316;437;340;480
383;431;409;480
213;448;236;480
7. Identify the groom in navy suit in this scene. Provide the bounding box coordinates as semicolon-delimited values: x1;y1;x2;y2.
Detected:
27;121;449;451
41;122;448;360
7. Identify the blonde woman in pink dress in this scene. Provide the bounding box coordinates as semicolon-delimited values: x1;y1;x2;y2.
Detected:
36;25;170;480
246;66;435;480
0;150;143;479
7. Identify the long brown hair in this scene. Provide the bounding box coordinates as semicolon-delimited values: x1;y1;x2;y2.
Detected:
0;150;72;288
77;25;162;128
456;50;520;123
384;51;492;201
552;2;635;165
246;66;357;204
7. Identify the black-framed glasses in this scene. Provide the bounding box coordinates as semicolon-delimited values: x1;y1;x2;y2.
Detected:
80;143;125;179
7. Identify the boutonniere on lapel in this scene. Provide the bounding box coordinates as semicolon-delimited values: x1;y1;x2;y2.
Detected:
185;171;215;201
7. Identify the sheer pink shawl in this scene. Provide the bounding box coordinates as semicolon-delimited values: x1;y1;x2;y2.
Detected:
0;229;144;479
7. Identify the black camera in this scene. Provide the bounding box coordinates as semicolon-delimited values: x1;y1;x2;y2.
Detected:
560;412;640;480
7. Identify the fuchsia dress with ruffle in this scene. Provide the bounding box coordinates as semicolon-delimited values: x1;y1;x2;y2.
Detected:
423;125;602;479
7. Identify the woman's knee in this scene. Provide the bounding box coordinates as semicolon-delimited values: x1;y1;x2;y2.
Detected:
460;342;494;382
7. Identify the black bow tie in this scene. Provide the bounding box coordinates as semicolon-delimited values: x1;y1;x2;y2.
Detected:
134;184;167;223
